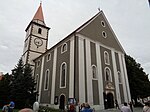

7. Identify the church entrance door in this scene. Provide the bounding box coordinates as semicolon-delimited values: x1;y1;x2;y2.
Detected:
107;93;114;108
59;94;65;110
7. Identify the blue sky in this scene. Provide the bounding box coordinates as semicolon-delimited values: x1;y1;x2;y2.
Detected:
0;0;150;77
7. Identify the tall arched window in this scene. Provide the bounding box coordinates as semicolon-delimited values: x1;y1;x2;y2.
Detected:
104;51;110;65
47;53;51;61
35;74;39;91
92;65;97;79
38;28;42;34
61;43;67;53
60;62;67;88
44;69;49;90
118;71;122;84
105;67;112;82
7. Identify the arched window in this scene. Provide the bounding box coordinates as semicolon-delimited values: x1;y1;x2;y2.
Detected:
47;53;51;61
104;51;110;65
60;62;67;88
61;43;67;53
38;28;42;34
44;69;49;90
92;65;97;79
118;71;122;84
37;60;40;67
105;67;112;82
35;74;39;91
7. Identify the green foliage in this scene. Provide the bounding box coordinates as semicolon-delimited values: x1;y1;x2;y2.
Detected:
0;73;11;107
10;58;37;109
125;54;150;102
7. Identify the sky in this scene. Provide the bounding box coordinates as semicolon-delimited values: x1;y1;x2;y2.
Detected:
0;0;150;77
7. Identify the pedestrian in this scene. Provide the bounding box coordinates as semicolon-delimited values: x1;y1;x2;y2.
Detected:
69;103;75;112
121;102;131;112
2;104;9;112
115;99;120;109
143;101;150;112
81;103;93;112
8;101;15;112
80;103;85;111
129;101;133;112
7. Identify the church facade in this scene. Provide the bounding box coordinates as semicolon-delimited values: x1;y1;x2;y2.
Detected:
22;4;131;110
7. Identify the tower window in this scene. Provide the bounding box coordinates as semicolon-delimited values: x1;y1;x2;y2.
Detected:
38;28;42;34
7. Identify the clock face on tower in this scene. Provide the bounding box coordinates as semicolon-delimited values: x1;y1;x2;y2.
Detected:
34;38;43;47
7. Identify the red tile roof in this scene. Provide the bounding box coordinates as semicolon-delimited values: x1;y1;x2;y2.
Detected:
33;3;44;22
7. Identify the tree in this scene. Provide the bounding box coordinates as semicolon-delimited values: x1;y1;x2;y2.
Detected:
10;58;37;109
23;64;37;107
125;54;150;105
0;73;11;107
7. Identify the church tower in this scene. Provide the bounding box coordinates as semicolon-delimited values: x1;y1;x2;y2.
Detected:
22;3;50;66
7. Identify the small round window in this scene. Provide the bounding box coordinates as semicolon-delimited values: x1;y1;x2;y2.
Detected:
101;21;105;27
102;31;107;38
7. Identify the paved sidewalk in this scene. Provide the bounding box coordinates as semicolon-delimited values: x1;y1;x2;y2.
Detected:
96;107;142;112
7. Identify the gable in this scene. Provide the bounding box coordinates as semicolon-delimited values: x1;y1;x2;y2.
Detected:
77;11;125;53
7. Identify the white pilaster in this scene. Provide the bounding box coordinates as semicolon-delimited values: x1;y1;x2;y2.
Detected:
78;37;86;103
96;43;104;105
69;37;75;98
118;53;128;102
85;39;93;105
111;50;121;104
38;56;45;102
51;48;57;104
122;54;131;102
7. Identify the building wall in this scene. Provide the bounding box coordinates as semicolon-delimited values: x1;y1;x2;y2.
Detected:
32;12;131;110
54;39;71;103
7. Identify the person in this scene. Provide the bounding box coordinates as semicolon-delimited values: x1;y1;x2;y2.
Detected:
143;102;150;112
69;103;75;112
2;104;9;112
115;99;120;109
80;103;85;111
121;102;131;112
81;103;93;112
8;101;15;112
129;101;133;112
19;108;33;112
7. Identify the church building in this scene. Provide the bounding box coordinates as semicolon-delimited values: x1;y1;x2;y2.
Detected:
22;3;131;110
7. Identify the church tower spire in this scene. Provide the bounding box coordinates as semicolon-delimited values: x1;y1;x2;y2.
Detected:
22;3;50;67
32;2;45;24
